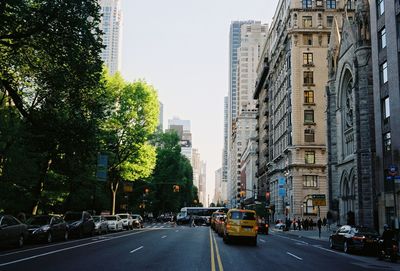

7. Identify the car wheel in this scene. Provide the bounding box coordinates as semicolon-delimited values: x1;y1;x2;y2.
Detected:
47;232;53;243
329;238;334;249
78;229;84;239
344;241;351;254
17;235;24;248
64;230;69;241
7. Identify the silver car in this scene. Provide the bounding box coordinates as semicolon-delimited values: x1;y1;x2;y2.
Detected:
116;213;133;230
92;215;108;234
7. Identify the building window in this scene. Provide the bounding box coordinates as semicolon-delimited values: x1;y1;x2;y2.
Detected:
303;34;313;46
346;0;354;10
302;0;312;9
379;27;387;50
303;175;318;187
377;0;385;16
304;110;314;123
380;61;388;84
303;16;313;28
383;96;390;119
327;16;334;27
326;0;336;9
303;53;313;65
305;151;315;164
304;90;314;103
384;132;391;152
304;128;315;142
304;71;314;85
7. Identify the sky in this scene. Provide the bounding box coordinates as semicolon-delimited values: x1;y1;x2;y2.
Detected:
120;0;279;204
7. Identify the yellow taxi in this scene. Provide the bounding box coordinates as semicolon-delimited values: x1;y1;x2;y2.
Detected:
211;211;225;231
223;209;258;246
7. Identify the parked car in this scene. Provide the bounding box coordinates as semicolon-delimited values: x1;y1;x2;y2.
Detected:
131;214;144;228
223;209;258;246
0;214;28;248
329;225;380;253
211;211;225;230
64;211;95;238
92;215;109;235
104;215;123;231
116;213;133;230
275;222;286;230
26;215;68;243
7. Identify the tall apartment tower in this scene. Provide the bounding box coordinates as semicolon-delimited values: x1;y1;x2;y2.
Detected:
228;22;267;207
222;97;228;202
199;161;207;206
192;148;201;189
370;0;400;230
99;0;122;75
214;168;223;204
254;0;346;221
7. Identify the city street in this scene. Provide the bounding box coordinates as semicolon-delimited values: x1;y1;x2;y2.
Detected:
0;224;398;271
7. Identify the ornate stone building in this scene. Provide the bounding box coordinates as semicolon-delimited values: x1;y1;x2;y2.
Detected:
326;0;376;227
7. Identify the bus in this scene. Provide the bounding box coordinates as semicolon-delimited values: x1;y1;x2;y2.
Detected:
176;207;228;225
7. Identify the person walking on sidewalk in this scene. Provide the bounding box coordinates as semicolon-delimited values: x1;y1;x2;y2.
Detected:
317;218;322;238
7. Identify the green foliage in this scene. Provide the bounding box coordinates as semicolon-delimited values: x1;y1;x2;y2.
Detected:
100;73;159;214
146;131;198;214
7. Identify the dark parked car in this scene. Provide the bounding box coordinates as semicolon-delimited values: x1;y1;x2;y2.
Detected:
26;215;68;243
329;225;379;253
64;211;95;238
0;214;28;248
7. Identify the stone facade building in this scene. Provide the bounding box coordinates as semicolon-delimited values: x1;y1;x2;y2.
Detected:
254;0;349;221
326;0;376;227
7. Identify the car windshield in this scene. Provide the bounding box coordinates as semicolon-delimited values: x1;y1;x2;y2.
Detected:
27;216;50;225
132;215;140;219
230;211;255;220
64;213;82;222
118;214;128;219
104;216;116;221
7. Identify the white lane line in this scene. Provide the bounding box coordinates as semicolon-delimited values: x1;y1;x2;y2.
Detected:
129;246;144;253
312;245;344;255
161;235;167;239
259;239;266;243
286;252;303;260
0;230;149;267
175;230;179;232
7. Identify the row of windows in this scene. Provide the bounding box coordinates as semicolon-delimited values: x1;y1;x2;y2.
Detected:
302;0;336;9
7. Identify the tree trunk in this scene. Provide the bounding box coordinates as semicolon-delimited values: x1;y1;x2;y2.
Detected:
32;158;52;215
111;181;119;215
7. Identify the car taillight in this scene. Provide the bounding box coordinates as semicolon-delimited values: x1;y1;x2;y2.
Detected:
265;224;269;228
352;236;365;241
226;224;231;229
254;226;258;231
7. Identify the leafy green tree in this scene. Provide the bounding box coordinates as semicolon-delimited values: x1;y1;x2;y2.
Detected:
100;74;159;215
0;0;106;214
149;131;198;214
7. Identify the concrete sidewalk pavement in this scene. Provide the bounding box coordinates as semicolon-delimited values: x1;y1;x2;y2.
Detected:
271;226;337;242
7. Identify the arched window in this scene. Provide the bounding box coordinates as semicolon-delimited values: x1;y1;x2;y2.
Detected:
341;70;354;157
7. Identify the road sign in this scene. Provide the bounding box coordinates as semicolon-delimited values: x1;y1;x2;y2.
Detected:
278;177;286;197
312;194;326;206
96;154;108;182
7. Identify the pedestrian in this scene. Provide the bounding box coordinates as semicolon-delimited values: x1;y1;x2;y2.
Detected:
317;218;322;238
309;217;314;230
322;217;327;230
292;217;297;230
297;217;302;231
304;218;308;231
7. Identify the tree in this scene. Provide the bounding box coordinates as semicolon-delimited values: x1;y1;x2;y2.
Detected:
100;74;159;215
0;0;106;214
149;131;197;214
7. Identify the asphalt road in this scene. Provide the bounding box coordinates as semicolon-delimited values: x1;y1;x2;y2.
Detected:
0;224;399;271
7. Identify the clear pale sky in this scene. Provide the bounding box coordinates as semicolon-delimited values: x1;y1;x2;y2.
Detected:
120;0;279;204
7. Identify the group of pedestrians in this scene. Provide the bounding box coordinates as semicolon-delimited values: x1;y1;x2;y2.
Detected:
283;216;328;238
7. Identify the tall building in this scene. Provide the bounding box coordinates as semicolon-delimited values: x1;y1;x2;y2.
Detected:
254;0;346;221
99;0;122;75
228;22;267;207
370;0;400;230
327;1;375;227
199;161;207;206
222;97;228;200
158;102;164;131
168;117;192;162
227;21;259;208
192;148;201;189
214;168;223;204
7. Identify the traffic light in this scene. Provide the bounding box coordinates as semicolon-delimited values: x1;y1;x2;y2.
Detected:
144;188;150;194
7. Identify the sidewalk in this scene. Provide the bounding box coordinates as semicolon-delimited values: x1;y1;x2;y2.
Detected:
272;226;337;242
